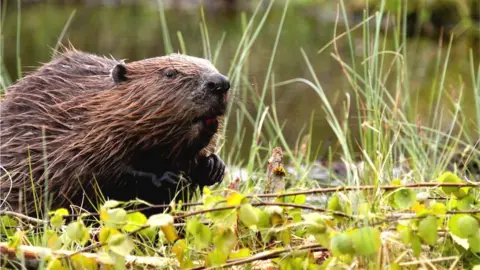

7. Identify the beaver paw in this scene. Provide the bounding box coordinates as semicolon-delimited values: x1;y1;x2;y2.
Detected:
128;169;186;187
153;171;185;187
194;154;225;186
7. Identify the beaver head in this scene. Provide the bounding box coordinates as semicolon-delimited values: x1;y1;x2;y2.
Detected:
76;53;230;161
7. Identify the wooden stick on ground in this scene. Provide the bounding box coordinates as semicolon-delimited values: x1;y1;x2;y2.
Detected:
0;242;176;269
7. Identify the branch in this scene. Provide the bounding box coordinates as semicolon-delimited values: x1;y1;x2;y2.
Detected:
193;244;328;270
176;201;354;220
255;182;479;198
0;242;175;269
0;210;46;224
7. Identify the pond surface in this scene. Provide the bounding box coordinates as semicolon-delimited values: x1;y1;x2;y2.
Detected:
2;2;478;163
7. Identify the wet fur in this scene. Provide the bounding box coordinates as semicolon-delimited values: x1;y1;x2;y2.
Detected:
0;48;226;215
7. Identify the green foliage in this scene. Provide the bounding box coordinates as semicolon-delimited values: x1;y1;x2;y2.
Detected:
49;208;69;229
65;221;89;245
1;215;18;236
108;234;134;257
1;0;479;268
238;203;259;228
350;227;382;256
417;216;438;245
449;214;479;239
331;233;354;256
393;189;417;209
2;177;480;268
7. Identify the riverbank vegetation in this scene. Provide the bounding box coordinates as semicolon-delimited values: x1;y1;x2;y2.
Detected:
1;0;479;269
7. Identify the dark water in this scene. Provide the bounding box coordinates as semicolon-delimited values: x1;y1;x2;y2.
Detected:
2;2;478;162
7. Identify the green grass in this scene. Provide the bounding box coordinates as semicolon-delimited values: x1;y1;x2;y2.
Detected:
1;0;480;269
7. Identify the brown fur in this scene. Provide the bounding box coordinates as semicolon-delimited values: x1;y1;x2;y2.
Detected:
0;48;228;214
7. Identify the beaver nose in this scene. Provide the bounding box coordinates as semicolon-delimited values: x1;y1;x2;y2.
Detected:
204;74;230;94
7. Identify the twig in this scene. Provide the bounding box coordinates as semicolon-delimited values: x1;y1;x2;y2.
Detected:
255;182;479;198
176;201;354;220
189;243;328;270
0;210;46;224
372;209;480;226
0;242;174;268
63;201;203;219
399;256;459;266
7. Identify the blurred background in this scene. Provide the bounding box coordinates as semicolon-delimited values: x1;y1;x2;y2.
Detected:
1;0;479;161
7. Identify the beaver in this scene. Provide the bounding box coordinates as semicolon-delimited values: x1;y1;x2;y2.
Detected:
0;48;230;216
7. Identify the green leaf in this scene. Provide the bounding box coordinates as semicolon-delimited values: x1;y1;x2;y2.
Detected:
103;200;121;209
431;202;447;216
351;227;381;256
411;234;421;257
390;263;402;270
288;208;303;223
283;194;306;204
331;233;354;256
172;239;194;268
397;225;412;244
449;214;479;238
186;220;211;250
43;230;62;250
49;208;69;229
206;248;228;267
102;208;127;229
139;226;158;241
207;200;237;227
238;203;259;228
229;248;251;260
279;226;291;245
438;172;462;194
393;189;417;209
48;208;69;217
453;187;469;199
71;254;98;270
226;191;246;206
203;194;225;208
417;216;438;245
304;213;327;234
456;215;479;238
1;215;18;236
327;193;352;215
7;230;24;249
456;195;475;210
468;229;480;253
46;258;66;270
108;234;134;257
293;195;306;205
147;214;173;227
255;208;271;229
122;212;147;232
213;228;237;255
50;215;64;229
99;227;120;244
66;221;89;244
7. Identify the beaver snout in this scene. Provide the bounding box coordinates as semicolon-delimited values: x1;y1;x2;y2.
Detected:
203;73;230;94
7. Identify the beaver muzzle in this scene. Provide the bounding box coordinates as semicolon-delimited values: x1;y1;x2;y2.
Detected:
203;73;230;95
195;73;231;133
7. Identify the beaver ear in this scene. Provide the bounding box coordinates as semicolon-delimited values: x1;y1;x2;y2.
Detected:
111;63;128;83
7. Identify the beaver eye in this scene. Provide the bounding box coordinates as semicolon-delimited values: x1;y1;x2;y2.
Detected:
165;70;177;78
